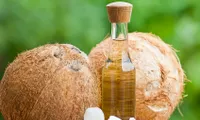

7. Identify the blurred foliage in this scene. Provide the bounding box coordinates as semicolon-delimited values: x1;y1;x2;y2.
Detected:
0;0;199;120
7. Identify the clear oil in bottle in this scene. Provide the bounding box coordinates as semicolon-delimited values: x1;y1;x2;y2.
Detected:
102;38;136;120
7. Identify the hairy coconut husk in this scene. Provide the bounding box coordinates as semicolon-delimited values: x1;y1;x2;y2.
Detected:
89;32;185;120
0;44;99;120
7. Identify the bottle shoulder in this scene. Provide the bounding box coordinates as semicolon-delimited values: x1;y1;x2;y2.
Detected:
103;57;135;72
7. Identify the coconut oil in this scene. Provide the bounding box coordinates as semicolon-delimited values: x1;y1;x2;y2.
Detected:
102;40;136;119
102;3;136;118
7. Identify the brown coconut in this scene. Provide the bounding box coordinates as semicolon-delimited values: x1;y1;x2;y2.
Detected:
0;44;100;120
89;32;185;120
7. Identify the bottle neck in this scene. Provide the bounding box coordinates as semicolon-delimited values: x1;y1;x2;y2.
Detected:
108;23;129;61
111;23;128;40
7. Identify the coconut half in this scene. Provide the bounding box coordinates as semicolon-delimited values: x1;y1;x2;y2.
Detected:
89;32;185;120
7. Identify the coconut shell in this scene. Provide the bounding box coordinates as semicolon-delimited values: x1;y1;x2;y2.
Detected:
89;32;185;120
0;44;100;120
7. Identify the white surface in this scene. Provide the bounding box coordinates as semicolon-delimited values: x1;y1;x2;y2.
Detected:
84;107;136;120
84;107;105;120
108;116;121;120
129;117;136;120
108;116;136;120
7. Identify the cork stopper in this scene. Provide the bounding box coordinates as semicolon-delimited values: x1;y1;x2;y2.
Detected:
106;2;133;23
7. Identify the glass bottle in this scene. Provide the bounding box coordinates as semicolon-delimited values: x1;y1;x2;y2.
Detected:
102;2;136;120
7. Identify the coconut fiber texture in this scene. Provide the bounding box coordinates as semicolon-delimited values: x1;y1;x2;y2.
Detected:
89;32;185;120
0;44;99;120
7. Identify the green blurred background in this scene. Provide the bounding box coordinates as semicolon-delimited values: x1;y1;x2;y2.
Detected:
0;0;199;119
